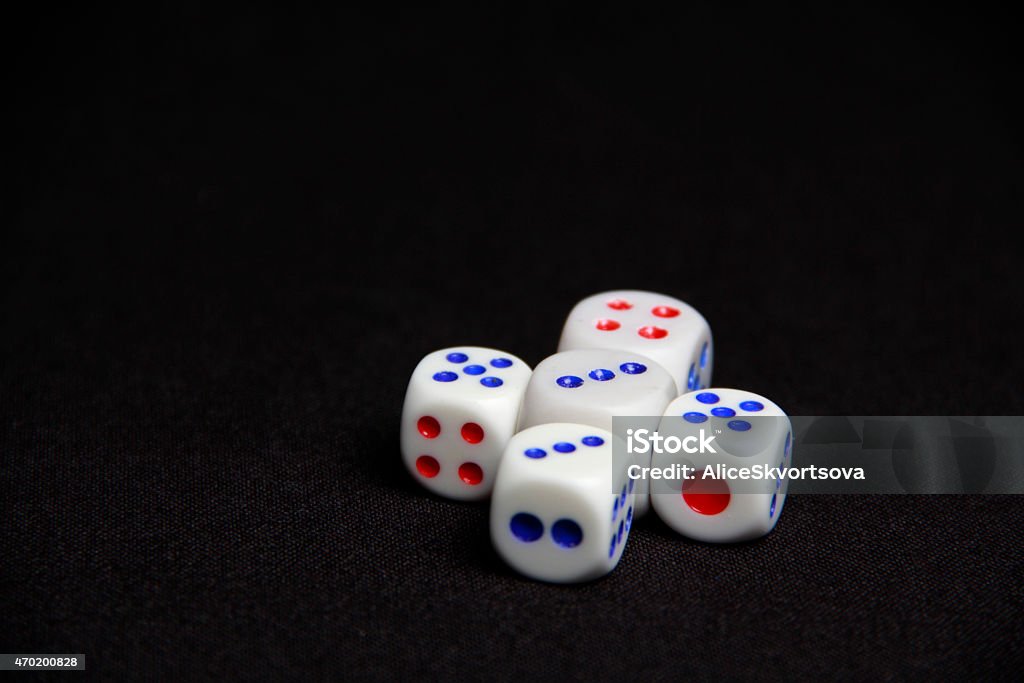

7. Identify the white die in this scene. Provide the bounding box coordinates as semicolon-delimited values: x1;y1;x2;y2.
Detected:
399;347;531;501
490;424;635;584
557;290;713;394
517;349;677;517
650;389;792;543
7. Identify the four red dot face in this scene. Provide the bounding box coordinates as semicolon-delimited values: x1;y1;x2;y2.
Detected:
595;299;678;338
414;416;486;485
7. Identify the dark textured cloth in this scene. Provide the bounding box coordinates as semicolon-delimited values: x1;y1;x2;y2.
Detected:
4;6;1023;680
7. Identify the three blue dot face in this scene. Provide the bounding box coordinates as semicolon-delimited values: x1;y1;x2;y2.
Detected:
523;436;604;458
555;362;648;388
432;352;514;387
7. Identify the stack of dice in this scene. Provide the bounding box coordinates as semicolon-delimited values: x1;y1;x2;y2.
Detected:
400;290;792;584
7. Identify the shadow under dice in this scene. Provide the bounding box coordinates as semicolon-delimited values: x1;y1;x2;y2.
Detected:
651;389;792;543
517;348;676;517
557;290;713;394
400;347;532;500
490;424;634;583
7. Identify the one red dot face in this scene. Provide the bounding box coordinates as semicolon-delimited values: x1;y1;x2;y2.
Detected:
417;416;441;439
682;476;730;514
606;298;632;310
458;462;483;485
461;422;484;444
638;325;668;339
416;455;440;478
652;305;680;318
595;319;621;331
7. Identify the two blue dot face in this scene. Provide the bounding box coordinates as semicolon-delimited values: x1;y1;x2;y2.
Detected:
523;436;604;459
510;513;583;548
432;352;513;387
556;362;646;389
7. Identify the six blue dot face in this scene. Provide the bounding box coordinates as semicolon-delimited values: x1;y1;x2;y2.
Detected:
553;442;576;454
739;400;764;412
510;513;543;542
589;368;615;381
696;392;719;404
710;407;736;418
581;436;604;447
619;362;647;375
557;375;584;388
551;520;584;548
446;352;468;363
463;364;485;375
684;412;708;423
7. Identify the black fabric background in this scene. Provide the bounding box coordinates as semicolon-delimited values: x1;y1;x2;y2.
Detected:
4;5;1023;680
